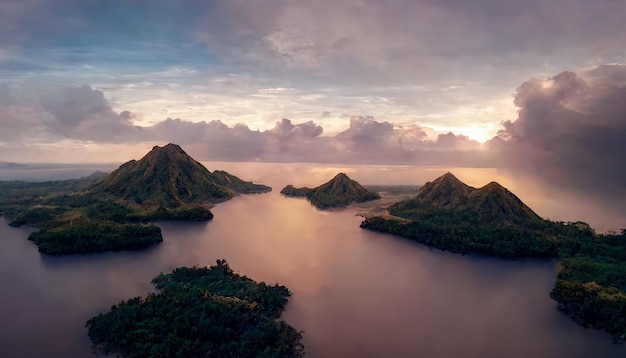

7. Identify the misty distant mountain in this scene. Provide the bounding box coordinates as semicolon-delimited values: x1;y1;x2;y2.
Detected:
281;172;380;209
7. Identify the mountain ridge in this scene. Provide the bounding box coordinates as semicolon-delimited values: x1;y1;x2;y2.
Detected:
92;143;270;207
281;172;381;209
389;172;540;226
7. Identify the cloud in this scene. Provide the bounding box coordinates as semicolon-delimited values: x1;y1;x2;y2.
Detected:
0;84;144;143
269;118;323;139
492;65;626;213
0;84;486;165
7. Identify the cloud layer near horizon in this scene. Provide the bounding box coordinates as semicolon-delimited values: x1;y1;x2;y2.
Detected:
3;65;626;217
0;83;485;165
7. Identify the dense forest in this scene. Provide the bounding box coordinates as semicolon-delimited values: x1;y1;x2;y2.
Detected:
360;216;558;258
87;260;304;358
551;230;626;343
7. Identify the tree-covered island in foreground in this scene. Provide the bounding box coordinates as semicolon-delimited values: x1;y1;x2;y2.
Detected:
360;172;626;342
86;260;304;358
281;172;380;209
0;143;271;255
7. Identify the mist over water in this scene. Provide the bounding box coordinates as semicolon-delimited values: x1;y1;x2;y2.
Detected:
0;164;625;357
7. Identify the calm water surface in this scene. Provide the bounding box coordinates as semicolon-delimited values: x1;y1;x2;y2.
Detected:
0;164;624;357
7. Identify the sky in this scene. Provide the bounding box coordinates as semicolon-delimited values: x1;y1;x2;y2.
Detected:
1;0;626;217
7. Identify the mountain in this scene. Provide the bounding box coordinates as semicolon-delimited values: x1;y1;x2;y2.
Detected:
389;172;540;226
467;181;541;224
0;143;272;255
281;173;381;209
92;143;269;207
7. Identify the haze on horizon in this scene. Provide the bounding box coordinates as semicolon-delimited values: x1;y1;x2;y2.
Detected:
1;0;625;219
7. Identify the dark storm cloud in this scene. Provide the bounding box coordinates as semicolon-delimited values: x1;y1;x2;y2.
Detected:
492;65;626;213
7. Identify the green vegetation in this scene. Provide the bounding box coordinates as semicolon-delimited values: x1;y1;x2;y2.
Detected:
211;170;272;194
551;230;626;343
0;143;271;255
280;185;311;197
360;216;557;258
126;205;214;222
361;172;626;342
281;172;381;209
86;260;304;358
91;143;270;207
29;214;162;255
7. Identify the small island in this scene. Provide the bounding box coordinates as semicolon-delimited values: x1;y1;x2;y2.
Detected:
281;172;381;209
360;172;626;342
0;143;272;255
86;260;305;358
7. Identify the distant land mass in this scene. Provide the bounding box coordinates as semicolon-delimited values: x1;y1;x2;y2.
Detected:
361;172;626;342
87;260;304;357
281;172;381;209
0;143;271;255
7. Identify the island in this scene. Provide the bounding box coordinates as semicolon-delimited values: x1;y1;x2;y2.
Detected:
280;172;381;209
0;143;271;255
86;259;305;357
360;172;626;342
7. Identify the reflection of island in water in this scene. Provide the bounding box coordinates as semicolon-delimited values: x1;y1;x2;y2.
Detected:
361;172;626;343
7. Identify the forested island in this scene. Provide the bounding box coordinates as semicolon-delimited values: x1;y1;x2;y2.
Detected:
281;173;380;209
0;144;271;255
361;172;626;342
87;260;304;358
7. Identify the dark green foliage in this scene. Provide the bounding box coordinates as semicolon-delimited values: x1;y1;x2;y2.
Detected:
360;216;557;258
211;170;272;194
279;185;311;197
282;173;381;209
550;231;626;342
86;260;304;358
8;206;70;227
84;201;133;222
28;217;162;255
127;205;214;222
0;175;101;226
551;280;626;343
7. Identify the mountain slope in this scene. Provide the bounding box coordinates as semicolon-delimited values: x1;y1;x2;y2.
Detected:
92;143;268;207
211;170;271;194
281;173;380;209
389;172;540;226
467;182;540;225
